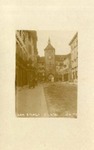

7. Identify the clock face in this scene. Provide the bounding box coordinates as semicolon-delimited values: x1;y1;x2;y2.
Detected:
48;56;52;59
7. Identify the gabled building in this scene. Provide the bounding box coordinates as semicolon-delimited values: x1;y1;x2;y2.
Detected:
55;55;66;81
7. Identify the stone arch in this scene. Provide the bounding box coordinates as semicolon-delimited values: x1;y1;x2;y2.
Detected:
48;73;54;82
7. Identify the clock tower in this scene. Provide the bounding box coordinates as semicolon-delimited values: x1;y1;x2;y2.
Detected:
44;38;56;80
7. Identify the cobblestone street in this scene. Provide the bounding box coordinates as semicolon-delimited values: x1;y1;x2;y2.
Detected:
16;82;77;118
43;82;77;118
15;30;78;118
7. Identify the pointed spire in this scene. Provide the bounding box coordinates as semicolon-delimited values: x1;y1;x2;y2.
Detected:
48;38;51;44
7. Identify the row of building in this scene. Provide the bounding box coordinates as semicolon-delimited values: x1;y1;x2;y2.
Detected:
16;30;38;87
38;32;78;82
61;32;78;82
16;31;78;87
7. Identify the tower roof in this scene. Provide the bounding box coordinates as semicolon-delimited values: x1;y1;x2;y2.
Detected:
44;38;55;51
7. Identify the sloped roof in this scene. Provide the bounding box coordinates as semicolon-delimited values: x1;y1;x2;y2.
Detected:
69;32;78;45
44;43;55;51
55;55;67;61
55;53;71;61
44;39;55;51
38;54;71;62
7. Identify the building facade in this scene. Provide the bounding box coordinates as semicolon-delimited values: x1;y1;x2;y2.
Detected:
69;32;78;82
55;55;66;81
44;39;56;81
16;30;38;87
62;54;71;82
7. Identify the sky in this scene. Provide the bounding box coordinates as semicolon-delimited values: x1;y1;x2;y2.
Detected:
37;30;76;56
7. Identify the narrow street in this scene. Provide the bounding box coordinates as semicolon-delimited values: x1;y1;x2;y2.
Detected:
16;82;77;118
15;31;78;118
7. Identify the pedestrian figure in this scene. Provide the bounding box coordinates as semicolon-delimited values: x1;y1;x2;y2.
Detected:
29;79;32;88
35;77;38;86
32;77;35;88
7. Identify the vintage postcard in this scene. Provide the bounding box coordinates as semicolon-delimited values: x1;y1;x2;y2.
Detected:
0;1;94;150
15;30;78;118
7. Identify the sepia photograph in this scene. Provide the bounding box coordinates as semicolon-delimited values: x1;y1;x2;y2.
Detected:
15;30;78;118
1;0;94;149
